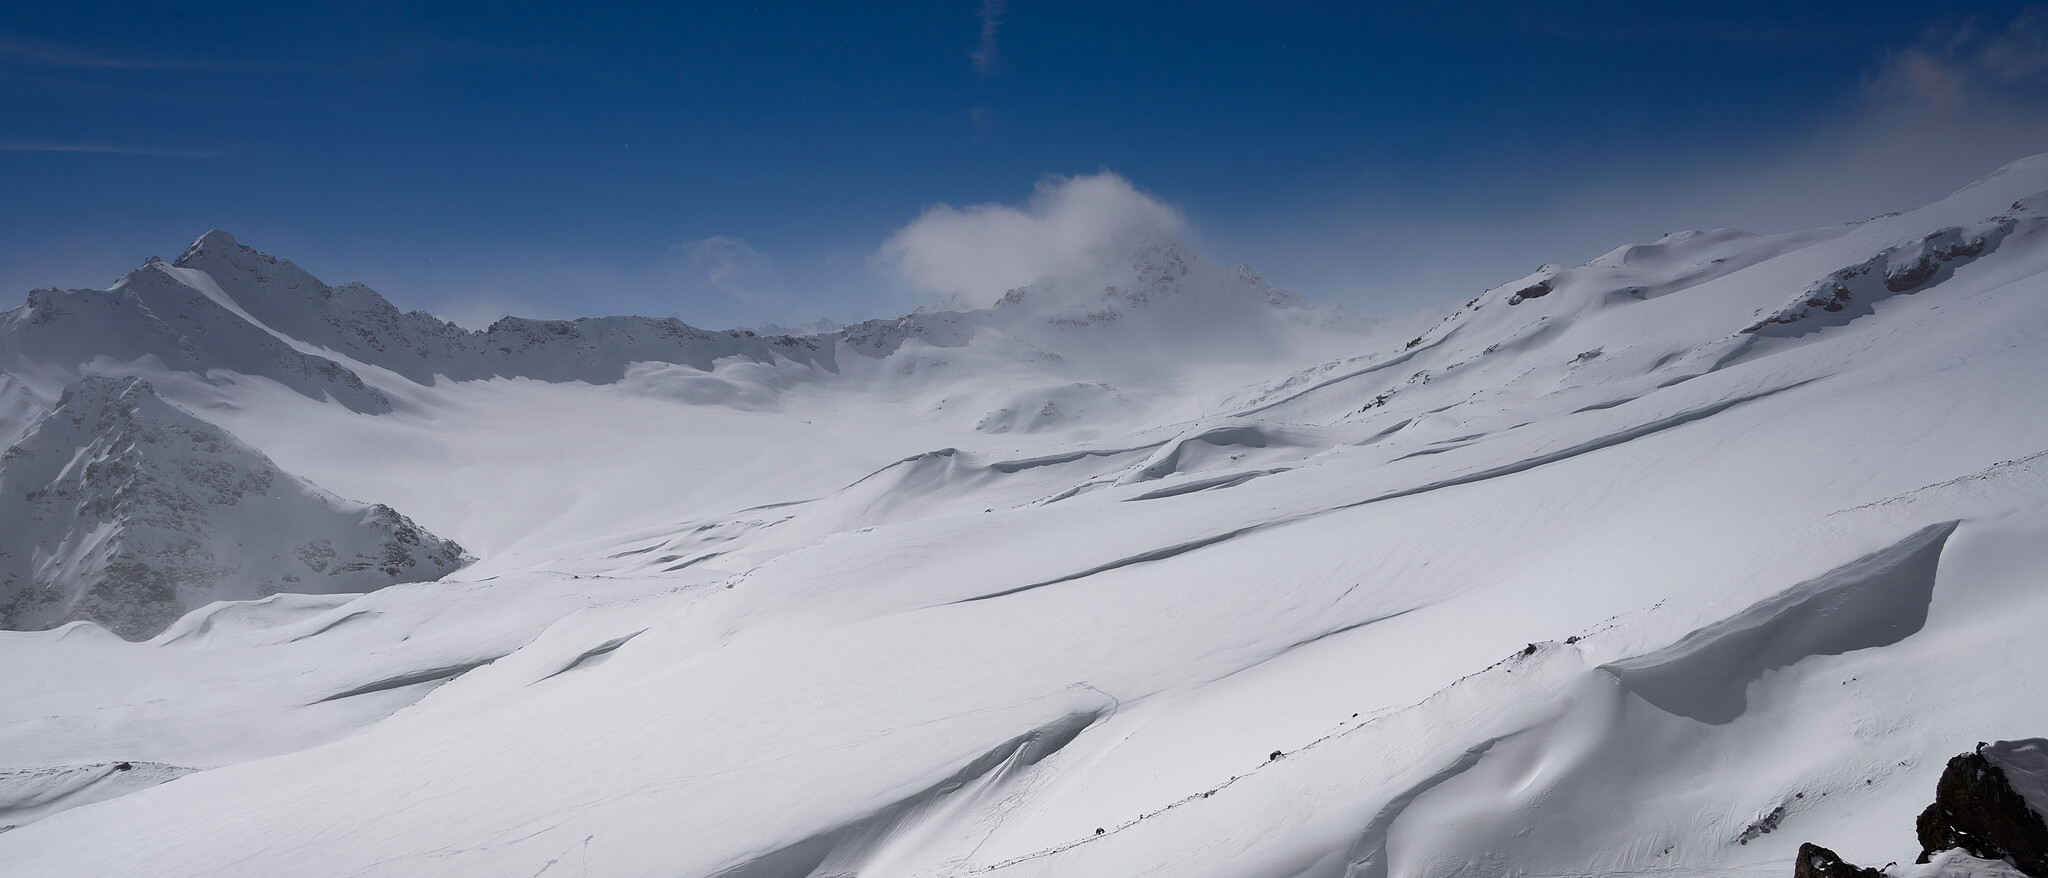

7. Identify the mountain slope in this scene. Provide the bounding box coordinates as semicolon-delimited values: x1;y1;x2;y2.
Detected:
0;376;467;639
0;259;393;414
0;156;2044;877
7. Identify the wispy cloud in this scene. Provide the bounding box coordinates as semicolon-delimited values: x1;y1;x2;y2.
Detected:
971;0;1008;76
1270;8;2048;318
1865;6;2048;110
0;142;225;158
673;236;778;304
1517;17;1812;47
0;35;479;77
0;40;238;71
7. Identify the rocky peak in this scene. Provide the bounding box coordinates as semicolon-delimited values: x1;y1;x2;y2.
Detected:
172;229;271;271
1917;741;2048;876
0;376;466;639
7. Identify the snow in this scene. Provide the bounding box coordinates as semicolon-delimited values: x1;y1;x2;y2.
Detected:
1602;522;1956;725
1895;850;2031;878
0;155;2045;876
1982;739;2048;824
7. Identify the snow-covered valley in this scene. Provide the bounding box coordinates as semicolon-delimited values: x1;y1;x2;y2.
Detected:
1;154;2046;878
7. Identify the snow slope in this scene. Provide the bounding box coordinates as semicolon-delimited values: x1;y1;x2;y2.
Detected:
0;155;2045;877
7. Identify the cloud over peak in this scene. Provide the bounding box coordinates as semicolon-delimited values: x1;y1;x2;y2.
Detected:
877;172;1187;307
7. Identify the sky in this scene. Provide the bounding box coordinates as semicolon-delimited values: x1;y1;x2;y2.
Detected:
4;1;2046;329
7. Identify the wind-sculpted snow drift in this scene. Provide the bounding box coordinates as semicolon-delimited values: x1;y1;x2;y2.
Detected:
1;155;2048;878
1602;521;1956;725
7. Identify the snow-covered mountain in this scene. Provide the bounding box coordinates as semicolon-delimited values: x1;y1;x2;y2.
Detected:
3;228;1363;410
0;155;2046;878
0;256;395;415
0;376;467;638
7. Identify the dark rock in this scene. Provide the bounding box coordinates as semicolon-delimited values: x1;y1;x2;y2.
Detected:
1738;805;1786;844
1885;258;1942;293
1916;742;2048;875
1507;279;1555;305
1794;842;1883;878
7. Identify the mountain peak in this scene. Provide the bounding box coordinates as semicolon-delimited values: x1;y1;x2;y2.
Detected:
172;229;258;269
989;237;1254;314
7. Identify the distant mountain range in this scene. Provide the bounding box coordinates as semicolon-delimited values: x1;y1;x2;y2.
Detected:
0;226;1369;637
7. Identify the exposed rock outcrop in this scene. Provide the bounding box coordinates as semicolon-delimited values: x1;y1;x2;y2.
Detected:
0;376;467;639
1742;219;2016;338
1917;741;2048;876
1795;842;1886;878
1794;739;2048;878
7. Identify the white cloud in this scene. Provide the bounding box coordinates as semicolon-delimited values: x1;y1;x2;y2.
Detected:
673;235;777;304
877;172;1186;306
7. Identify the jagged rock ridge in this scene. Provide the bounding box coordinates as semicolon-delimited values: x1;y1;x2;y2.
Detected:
0;259;393;413
0;376;467;639
1918;741;2048;876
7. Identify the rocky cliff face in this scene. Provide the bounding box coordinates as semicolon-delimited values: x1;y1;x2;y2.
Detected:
0;376;467;639
1917;741;2048;876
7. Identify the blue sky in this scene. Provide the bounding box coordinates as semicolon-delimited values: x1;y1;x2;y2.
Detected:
5;1;2046;328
